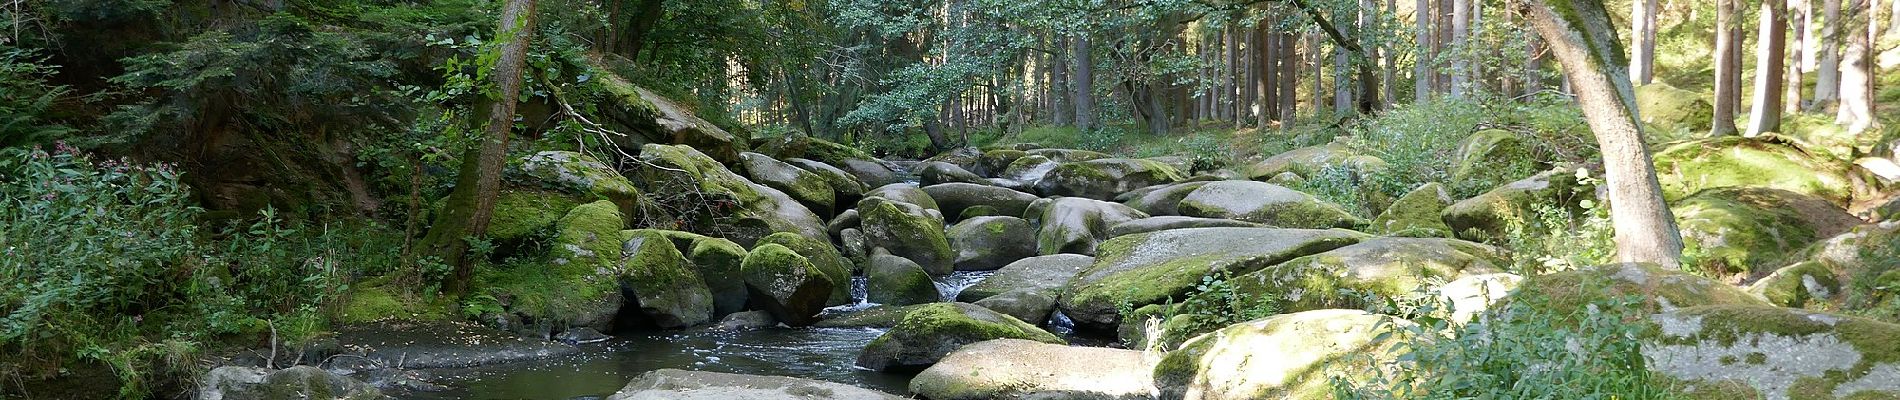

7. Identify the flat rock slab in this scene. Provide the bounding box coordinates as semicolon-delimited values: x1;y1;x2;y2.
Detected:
1059;227;1367;331
332;321;578;370
607;369;905;400
911;339;1159;400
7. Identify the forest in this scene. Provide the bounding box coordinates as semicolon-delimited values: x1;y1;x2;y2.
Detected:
2;0;1899;398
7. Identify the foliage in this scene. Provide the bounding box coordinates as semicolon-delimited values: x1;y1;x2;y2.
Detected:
1502;170;1616;275
0;46;74;149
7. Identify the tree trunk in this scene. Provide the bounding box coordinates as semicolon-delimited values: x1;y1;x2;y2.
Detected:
624;0;666;60
1712;0;1743;136
1788;1;1808;114
1518;0;1684;268
1257;21;1277;127
1071;35;1097;132
1451;0;1471;97
1382;0;1396;109
1750;0;1791;135
1279;30;1300;124
1052;37;1073;126
1836;0;1875;133
1225;28;1240;123
1416;0;1435;101
1629;0;1656;85
424;0;538;295
1815;0;1843;110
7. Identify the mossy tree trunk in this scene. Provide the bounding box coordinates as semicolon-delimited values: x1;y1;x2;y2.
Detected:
1516;0;1685;268
422;0;539;295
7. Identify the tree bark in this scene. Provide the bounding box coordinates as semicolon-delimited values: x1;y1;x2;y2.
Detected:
1788;0;1808;114
425;0;538;295
1815;0;1843;110
1052;36;1073;126
1629;0;1656;85
1836;0;1875;133
1751;0;1790;135
1451;0;1471;97
1712;0;1744;136
1518;0;1684;268
1416;0;1435;101
1071;35;1097;132
1279;29;1300;124
1382;0;1396;109
1257;20;1277;127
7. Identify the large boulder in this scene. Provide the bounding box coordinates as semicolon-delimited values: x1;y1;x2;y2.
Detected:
1035;197;1150;256
926;146;987;172
976;149;1028;177
1036;158;1187;200
922;183;1038;222
199;366;386;400
606;369;905;400
483;189;583;251
920;161;990;186
519;151;642;215
958;254;1096;302
855;302;1064;372
1673;187;1859;282
1123;181;1212;216
1001;155;1061;184
863;183;940;212
1634;82;1715;135
1369;182;1455;236
972;290;1060;326
1652;135;1854;205
1643;305;1900;399
1441;167;1592;242
858;197;956;275
528;201;632;330
739;152;837;216
1059;228;1367;331
911;339;1158;400
633;144;825;247
1153;310;1420;400
1107;216;1263;237
630;230;750;316
1448;130;1544;193
947;216;1039;271
616;230;716;328
752;132;899;186
866;251;942;306
1242;143;1384;181
1177;181;1366;229
1514;262;1769;316
1748;221;1900;316
741;243;836;326
1027;148;1110;163
786;158;869;205
757;232;854;305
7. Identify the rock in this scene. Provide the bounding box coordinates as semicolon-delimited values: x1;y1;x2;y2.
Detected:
1035;197;1150;256
753;131;899;186
1263;171;1305;186
624;86;745;163
711;310;778;331
825;209;860;238
555;327;610;344
673;232;750;316
786;157;869;205
948;216;1039;271
862;183;940;212
633;144;825;247
1026;148;1111;163
1449;130;1544;192
483;189;583;249
200;366;387;400
330;321;580;369
757;232;855;306
813;303;936;328
956;205;1001;220
922;183;1038;222
839;228;869;263
1673;187;1859;281
858;197;956;275
926;146;987;171
911;339;1158;400
1153;310;1420;400
1369;182;1455;236
855;302;1065;371
606;369;905;400
739;152;837;216
976;149;1028;177
1036;158;1187;200
1001;155;1061;184
1514;262;1769;315
1435;273;1525;325
1748;221;1900;315
1147;156;1196;175
1178;181;1366;229
1059;228;1367;331
920;161;990;186
519;151;641;215
540;201;635;329
958;254;1096;302
1184;237;1507;315
1634;82;1715;134
1652;135;1854;205
1642;305;1900;400
1242;143;1360;180
866;252;942;306
973;290;1058;325
1106;216;1263;237
1441;167;1592;242
617;230;716;329
742;243;836;327
1123;181;1212;216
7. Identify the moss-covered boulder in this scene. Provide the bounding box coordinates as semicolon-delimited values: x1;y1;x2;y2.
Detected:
738;152;837;216
1034;197;1150;256
866;251;942;306
199;366;387;400
484;189;584;248
1436;273;1525;325
1441;167;1593;242
957;254;1095;302
632;144;825;247
1242;143;1386;181
1652;135;1854;205
975;149;1028;177
956;205;1000;220
756;232;854;306
858;197;955;275
1642;305;1900;399
740;243;835;327
540;201;635;329
1106;216;1263;237
1027;148;1110;163
863;183;940;212
1748;261;1844;310
919;161;990;186
675;232;749;316
826;209;861;238
921;183;1037;223
1369;182;1455;237
752;131;899;186
1058;227;1367;331
1000;154;1061;184
947;216;1038;271
1449;130;1545;193
911;339;1157;400
1185;237;1507;316
616;230;716;328
854;302;1064;372
519;151;640;213
1748;221;1900;318
1178;181;1366;229
813;303;936;328
1153;309;1421;400
1634;82;1715;135
786;157;869;206
1036;158;1188;200
1123;181;1212;216
1674;187;1859;281
972;290;1058;325
627;86;746;163
1514;263;1769;316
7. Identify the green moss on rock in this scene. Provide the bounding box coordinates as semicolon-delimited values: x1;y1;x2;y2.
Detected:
858;197;955;275
854;302;1064;371
1178;180;1366;229
1674;187;1858;281
741;243;835;326
1370;182;1455;236
757;232;853;306
1652;135;1854;205
1515;263;1769;319
1057;227;1367;332
1634;82;1716;136
1644;305;1900;399
1153;309;1422;400
633;144;826;247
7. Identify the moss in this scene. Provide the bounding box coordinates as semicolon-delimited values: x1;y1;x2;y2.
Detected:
1370;183;1454;235
957;205;1000;220
1061;228;1367;329
635;144;826;246
485;189;581;242
338;277;451;324
757;232;853;305
1652;135;1854;205
1674;187;1854;280
741;243;834;326
1449;130;1544;194
858;197;954;274
1634;82;1716;136
857;303;1065;371
618;230;714;328
1750;261;1844;308
519;151;642;213
1646;305;1900;399
1516;263;1768;320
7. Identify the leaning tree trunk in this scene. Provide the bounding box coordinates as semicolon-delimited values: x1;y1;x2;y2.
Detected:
423;0;539;295
1517;0;1684;268
1750;0;1790;135
1712;0;1744;136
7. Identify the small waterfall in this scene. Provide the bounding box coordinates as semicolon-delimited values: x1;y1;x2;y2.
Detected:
933;270;995;302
